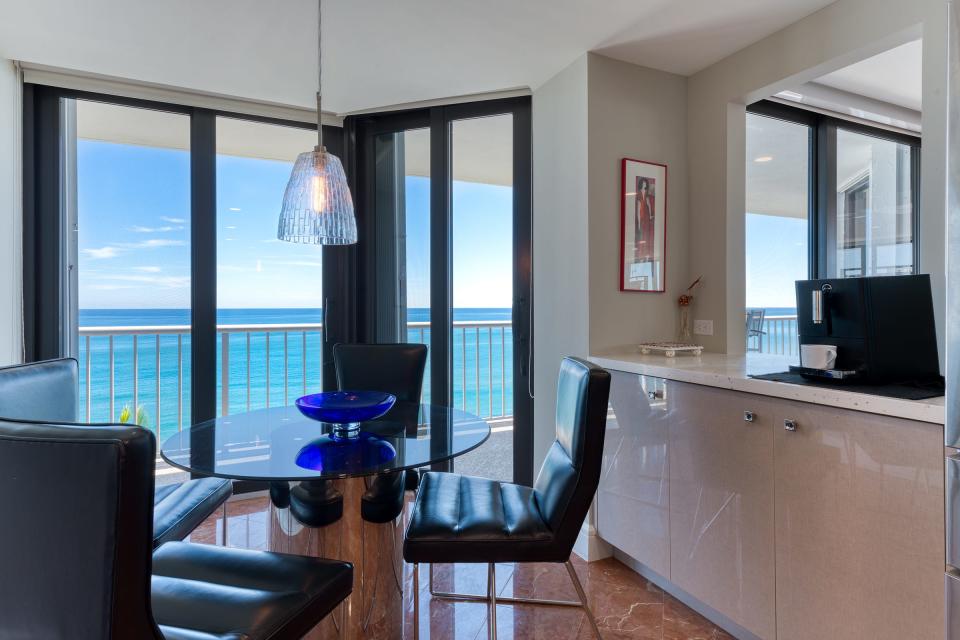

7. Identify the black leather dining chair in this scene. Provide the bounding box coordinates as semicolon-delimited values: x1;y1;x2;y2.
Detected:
334;342;428;632
0;358;233;548
403;356;611;639
334;342;429;509
0;417;353;640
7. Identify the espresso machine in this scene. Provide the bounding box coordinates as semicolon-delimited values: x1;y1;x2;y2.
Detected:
791;274;940;383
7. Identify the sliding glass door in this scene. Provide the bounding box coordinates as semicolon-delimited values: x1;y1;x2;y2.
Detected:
23;85;351;485
214;117;325;416
352;98;532;485
71;100;193;485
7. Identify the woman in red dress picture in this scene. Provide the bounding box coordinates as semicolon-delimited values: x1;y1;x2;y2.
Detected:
634;177;656;262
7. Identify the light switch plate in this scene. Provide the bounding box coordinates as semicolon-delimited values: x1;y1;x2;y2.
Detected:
693;319;714;336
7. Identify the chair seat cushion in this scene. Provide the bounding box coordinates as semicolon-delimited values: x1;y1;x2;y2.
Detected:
153;477;233;548
403;472;560;564
153;541;353;640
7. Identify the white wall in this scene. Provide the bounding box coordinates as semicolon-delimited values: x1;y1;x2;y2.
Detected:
587;54;688;352
686;0;948;356
0;60;21;366
533;53;688;472
532;56;590;472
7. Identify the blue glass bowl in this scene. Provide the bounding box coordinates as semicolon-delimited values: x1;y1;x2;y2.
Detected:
295;433;398;474
294;390;396;424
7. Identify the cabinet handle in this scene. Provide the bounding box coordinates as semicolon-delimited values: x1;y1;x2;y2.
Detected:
784;419;798;432
744;411;755;422
647;389;664;400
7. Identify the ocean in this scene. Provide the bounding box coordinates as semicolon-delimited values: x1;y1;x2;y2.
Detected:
79;308;513;442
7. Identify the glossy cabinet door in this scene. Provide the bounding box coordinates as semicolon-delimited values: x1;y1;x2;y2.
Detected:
596;371;671;578
668;382;776;640
774;400;944;640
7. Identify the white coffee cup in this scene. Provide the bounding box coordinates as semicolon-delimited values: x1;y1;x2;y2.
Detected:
801;344;838;370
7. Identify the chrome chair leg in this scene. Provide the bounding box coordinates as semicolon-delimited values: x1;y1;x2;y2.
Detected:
426;559;601;639
488;563;497;640
565;561;601;639
412;563;420;640
220;502;228;546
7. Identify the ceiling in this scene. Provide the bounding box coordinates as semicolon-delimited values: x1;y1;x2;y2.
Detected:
815;40;922;112
747;39;921;221
76;99;514;186
3;0;838;114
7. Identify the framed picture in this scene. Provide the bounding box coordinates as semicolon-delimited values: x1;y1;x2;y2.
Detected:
620;157;668;292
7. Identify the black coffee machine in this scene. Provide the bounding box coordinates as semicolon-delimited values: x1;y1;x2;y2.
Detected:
792;275;940;383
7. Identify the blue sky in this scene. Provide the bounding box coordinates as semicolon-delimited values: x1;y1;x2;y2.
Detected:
78;140;513;310
79;139;803;311
745;213;807;309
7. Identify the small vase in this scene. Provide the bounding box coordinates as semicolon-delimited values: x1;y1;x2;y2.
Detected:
678;307;692;342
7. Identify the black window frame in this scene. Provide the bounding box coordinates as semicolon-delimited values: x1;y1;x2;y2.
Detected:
345;96;534;485
746;99;921;280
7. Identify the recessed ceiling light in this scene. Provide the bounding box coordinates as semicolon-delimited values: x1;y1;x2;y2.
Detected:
754;156;774;163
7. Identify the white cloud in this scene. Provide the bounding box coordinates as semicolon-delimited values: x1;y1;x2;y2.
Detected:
256;260;262;273
97;274;189;289
161;216;186;224
134;266;162;273
129;225;184;233
88;284;135;291
83;246;120;259
127;239;185;249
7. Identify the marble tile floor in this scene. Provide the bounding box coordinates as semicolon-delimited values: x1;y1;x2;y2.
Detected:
188;496;735;640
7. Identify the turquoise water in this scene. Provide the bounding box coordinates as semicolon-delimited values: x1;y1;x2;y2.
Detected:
78;308;513;441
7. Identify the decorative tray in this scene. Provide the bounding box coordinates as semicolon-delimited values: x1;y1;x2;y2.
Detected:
637;342;704;357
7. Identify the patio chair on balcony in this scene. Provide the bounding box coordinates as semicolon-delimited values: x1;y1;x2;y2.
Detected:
0;358;233;549
746;308;766;352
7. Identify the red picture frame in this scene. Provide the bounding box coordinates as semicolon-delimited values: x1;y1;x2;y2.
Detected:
620;157;668;293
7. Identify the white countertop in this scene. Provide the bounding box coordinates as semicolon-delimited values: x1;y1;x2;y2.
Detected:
588;348;945;425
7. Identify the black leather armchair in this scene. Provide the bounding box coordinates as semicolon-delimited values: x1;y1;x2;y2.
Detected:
403;357;611;639
0;417;353;639
0;358;233;548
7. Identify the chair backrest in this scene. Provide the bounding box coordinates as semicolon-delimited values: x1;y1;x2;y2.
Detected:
746;308;765;334
333;343;428;421
0;358;79;422
0;418;161;639
532;357;611;552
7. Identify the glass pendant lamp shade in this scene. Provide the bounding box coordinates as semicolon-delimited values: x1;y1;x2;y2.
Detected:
277;146;357;245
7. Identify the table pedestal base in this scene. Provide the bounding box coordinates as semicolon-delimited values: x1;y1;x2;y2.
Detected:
268;477;404;640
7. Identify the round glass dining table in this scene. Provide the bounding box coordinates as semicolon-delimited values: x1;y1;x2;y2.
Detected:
160;402;491;640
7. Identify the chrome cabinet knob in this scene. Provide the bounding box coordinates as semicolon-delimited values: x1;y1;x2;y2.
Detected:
744;411;755;422
784;419;798;432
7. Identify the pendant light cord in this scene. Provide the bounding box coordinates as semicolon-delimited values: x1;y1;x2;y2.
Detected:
316;0;323;150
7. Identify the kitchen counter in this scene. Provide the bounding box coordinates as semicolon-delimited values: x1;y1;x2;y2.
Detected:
588;348;945;425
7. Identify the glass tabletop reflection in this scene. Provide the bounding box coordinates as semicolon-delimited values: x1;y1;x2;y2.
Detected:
159;402;491;481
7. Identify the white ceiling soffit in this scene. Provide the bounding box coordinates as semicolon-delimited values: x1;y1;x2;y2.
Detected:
816;40;922;112
75;101;319;162
75;97;514;186
5;0;842;115
772;39;922;134
745;113;808;220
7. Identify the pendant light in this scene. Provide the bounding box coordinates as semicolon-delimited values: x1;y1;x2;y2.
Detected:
277;0;357;245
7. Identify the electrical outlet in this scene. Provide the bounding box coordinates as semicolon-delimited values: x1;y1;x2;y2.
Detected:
693;319;714;336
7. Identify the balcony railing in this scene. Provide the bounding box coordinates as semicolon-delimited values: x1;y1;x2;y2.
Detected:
78;320;513;444
749;315;799;356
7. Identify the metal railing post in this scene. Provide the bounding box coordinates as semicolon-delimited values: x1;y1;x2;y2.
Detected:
221;332;230;416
